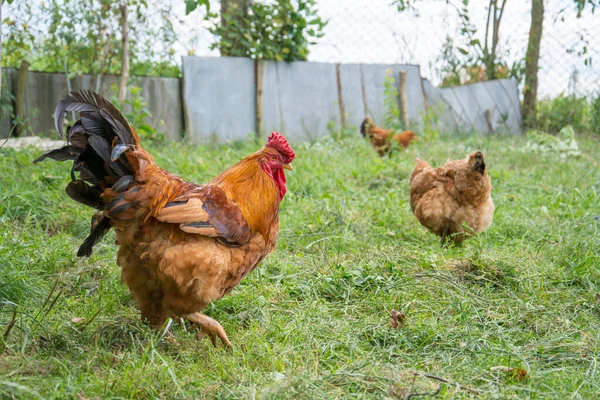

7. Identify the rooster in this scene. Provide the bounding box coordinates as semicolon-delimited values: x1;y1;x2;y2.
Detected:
360;117;417;156
409;152;494;245
35;90;295;347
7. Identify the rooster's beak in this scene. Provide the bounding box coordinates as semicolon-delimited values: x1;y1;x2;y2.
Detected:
283;163;293;171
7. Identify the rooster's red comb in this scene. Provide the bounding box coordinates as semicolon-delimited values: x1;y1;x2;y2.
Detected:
266;132;295;164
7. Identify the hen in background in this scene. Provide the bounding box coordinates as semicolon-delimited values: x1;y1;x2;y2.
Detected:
409;151;494;245
35;90;295;347
360;117;417;156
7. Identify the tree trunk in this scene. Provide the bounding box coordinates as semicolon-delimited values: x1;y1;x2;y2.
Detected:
485;0;508;81
14;60;30;137
336;63;346;133
523;0;544;127
118;3;129;102
220;0;248;56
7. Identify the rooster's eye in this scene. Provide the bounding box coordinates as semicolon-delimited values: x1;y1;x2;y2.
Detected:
271;155;276;160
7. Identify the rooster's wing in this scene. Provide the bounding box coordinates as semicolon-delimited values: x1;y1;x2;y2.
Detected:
155;185;252;245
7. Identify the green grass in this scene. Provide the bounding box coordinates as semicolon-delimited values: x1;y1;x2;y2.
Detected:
1;132;599;399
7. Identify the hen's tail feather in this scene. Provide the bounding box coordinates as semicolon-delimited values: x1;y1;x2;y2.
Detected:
360;118;369;137
36;89;144;257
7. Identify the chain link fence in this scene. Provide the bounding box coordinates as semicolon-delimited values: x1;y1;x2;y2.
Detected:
293;0;598;99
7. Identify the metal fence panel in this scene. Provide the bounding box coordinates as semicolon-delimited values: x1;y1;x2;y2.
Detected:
182;56;255;143
262;60;340;142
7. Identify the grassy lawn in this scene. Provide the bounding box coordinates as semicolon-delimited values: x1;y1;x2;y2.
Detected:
1;132;599;399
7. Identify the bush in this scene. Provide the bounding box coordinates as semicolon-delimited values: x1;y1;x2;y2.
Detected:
590;92;600;134
535;94;591;134
208;0;327;61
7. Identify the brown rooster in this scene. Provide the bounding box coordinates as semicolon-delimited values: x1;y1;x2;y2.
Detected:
35;90;295;347
360;117;417;156
409;152;494;245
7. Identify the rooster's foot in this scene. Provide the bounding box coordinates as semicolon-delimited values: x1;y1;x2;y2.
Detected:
185;312;232;348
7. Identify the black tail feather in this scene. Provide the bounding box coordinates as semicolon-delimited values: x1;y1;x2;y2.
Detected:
360;117;373;138
66;180;104;210
112;175;134;193
74;145;110;183
36;89;141;257
55;90;135;145
33;145;81;163
77;215;111;257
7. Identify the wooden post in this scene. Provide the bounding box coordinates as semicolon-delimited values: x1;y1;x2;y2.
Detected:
336;63;346;131
254;59;265;139
360;64;368;118
14;60;30;137
399;70;409;130
485;109;494;134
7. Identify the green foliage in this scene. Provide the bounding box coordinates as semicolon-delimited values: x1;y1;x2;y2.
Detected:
523;126;581;159
573;0;599;16
327;120;358;142
1;2;36;67
184;0;210;15
0;76;14;120
207;0;327;61
590;92;600;134
2;0;181;78
110;85;162;142
1;133;600;397
392;0;420;11
383;70;403;132
535;95;591;134
436;34;524;88
421;104;441;141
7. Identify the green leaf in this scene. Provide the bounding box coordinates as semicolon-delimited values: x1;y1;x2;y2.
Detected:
185;0;198;15
185;0;210;15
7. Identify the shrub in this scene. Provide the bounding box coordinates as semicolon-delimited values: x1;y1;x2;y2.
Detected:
590;92;600;134
535;94;591;134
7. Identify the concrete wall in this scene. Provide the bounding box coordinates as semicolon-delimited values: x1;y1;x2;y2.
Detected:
423;78;522;134
340;63;426;131
1;69;183;139
2;59;522;141
182;57;256;143
261;60;341;142
182;56;428;144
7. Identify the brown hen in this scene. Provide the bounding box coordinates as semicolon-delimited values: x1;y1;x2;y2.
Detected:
360;117;417;156
409;151;494;245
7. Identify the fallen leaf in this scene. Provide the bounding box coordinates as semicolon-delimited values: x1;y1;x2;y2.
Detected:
71;317;85;324
490;366;528;381
389;310;405;329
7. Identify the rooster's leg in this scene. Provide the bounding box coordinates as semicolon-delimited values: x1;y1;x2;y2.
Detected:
185;313;232;348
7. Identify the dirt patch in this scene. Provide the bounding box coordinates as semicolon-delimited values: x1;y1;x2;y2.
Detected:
1;137;65;151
